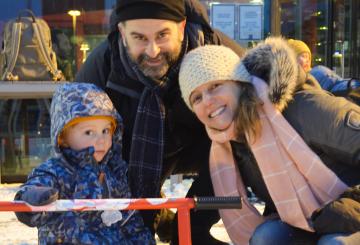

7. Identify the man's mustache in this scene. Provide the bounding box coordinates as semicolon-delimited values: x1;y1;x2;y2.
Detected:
138;53;167;64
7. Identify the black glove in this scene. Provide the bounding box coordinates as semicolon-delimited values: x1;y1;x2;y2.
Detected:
311;197;360;234
20;186;59;206
340;185;360;202
14;187;58;226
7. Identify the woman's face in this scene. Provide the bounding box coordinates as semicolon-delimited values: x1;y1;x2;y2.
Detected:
190;80;241;131
297;52;311;72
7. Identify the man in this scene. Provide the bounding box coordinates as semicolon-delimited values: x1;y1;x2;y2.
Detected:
75;0;244;244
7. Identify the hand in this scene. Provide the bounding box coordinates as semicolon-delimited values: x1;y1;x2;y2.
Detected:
21;186;59;206
340;185;360;202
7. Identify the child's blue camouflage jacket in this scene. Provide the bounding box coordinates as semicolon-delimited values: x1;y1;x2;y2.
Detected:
15;83;155;244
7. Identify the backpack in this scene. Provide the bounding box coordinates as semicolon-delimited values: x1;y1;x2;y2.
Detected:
0;9;64;81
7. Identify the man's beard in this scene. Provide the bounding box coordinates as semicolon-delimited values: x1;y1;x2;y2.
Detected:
137;52;179;80
125;39;182;81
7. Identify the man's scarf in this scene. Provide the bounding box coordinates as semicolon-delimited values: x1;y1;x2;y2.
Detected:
208;76;348;244
119;23;206;197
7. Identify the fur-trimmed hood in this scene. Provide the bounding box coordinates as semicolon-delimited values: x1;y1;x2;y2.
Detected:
242;36;306;111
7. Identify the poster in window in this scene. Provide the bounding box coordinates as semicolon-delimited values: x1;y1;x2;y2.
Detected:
239;5;263;40
211;4;236;40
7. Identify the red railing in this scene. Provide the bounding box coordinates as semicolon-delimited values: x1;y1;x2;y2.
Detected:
0;196;241;245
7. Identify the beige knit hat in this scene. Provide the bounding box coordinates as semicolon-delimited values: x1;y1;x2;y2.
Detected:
179;45;251;109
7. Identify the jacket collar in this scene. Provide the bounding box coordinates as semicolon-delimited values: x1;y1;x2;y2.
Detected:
61;146;113;169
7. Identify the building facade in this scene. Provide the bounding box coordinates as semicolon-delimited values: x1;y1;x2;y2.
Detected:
0;0;359;182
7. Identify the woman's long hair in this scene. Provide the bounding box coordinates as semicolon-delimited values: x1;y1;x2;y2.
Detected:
234;82;262;143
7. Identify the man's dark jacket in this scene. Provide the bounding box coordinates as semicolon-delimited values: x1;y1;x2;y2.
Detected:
74;0;245;234
75;0;244;179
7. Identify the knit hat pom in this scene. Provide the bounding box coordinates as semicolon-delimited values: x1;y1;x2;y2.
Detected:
179;45;251;109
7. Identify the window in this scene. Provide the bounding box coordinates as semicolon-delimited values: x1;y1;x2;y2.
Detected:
0;0;116;182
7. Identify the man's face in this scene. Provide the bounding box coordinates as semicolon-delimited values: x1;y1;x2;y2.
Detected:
118;19;186;80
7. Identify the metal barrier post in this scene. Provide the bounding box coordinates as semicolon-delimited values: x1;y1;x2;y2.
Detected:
178;207;192;245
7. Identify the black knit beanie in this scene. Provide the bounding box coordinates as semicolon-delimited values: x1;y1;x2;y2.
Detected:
115;0;186;23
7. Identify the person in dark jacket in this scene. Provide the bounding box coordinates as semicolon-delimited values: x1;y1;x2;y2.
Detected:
287;39;360;103
14;82;155;245
178;38;360;244
310;65;360;102
74;0;244;244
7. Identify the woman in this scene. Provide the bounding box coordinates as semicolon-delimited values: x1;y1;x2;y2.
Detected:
178;38;360;245
288;39;360;103
287;38;312;73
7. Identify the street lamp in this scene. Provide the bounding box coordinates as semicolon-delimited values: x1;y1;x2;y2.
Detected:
80;43;90;63
68;10;81;69
68;10;81;37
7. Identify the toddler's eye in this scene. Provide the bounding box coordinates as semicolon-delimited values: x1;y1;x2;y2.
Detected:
103;128;111;135
85;130;94;136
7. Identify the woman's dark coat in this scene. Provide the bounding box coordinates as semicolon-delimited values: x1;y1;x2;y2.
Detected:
237;37;360;216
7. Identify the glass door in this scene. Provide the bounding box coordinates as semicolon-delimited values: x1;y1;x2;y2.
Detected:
332;0;359;78
278;0;359;78
332;0;348;77
279;0;330;67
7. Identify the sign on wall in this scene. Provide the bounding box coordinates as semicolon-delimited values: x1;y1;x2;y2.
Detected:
211;4;236;40
239;5;263;40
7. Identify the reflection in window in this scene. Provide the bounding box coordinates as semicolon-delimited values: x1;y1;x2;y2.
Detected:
0;0;117;81
279;0;329;67
0;99;52;182
0;1;117;181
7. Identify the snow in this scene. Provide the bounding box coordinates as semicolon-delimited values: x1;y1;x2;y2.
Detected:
0;179;233;245
0;184;37;245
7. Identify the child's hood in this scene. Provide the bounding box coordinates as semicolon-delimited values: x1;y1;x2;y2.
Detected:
50;82;123;153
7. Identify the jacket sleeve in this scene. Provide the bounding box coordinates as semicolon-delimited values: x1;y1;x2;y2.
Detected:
14;164;61;227
284;89;360;168
74;40;111;88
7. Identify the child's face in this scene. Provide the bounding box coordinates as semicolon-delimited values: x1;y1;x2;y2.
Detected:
297;52;311;72
190;80;241;131
63;118;113;162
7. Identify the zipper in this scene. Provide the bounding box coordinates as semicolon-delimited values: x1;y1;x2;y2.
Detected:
98;171;105;184
98;164;110;198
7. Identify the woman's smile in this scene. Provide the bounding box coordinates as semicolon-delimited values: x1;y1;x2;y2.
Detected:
209;105;226;118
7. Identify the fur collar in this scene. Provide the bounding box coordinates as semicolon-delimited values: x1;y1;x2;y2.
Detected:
242;37;303;111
